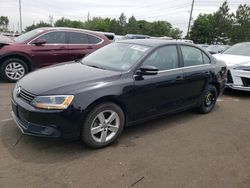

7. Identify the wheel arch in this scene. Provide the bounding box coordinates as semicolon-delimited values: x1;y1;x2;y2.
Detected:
84;95;128;126
208;82;220;96
0;53;33;71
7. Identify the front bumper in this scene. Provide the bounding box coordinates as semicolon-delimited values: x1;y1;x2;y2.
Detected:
11;110;61;137
11;93;84;139
227;69;250;91
226;84;250;91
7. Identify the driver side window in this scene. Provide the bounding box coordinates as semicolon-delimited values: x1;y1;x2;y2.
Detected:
143;45;178;71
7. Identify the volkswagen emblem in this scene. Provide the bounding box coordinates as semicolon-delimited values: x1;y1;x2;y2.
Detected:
16;86;21;97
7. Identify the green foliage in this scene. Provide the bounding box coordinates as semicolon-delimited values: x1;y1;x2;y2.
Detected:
127;16;139;34
190;1;250;44
22;13;182;38
25;21;52;32
0;16;9;32
54;17;84;28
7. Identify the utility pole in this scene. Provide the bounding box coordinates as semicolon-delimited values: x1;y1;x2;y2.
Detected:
87;12;90;22
19;0;22;33
187;0;194;39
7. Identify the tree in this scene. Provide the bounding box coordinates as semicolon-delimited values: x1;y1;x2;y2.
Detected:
0;16;9;32
86;17;111;32
25;21;51;32
108;19;123;34
190;14;214;43
118;13;127;35
137;20;152;35
54;17;84;28
127;16;139;34
149;21;172;37
169;28;183;39
231;4;250;43
212;1;233;44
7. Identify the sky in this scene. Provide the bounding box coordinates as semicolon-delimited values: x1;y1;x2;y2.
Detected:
1;0;250;36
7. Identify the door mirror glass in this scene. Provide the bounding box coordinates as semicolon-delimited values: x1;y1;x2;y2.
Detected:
137;65;158;76
32;38;47;45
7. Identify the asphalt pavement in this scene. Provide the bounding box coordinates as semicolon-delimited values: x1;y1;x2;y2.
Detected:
0;81;250;188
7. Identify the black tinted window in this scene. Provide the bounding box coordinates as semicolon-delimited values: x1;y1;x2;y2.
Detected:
181;46;203;66
88;35;102;44
143;45;178;71
68;32;88;44
38;31;66;44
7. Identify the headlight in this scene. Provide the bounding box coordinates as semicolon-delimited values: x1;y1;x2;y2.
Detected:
31;95;74;110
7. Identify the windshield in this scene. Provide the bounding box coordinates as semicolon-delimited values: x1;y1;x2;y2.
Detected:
223;43;250;56
82;43;150;71
14;28;46;43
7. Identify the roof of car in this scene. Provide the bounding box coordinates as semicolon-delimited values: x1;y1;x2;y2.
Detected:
118;39;195;47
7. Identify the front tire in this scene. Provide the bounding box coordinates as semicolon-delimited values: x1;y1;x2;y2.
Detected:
0;58;28;82
81;102;125;148
197;85;218;114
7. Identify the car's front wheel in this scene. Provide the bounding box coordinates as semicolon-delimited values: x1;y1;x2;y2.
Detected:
81;102;125;148
0;58;28;82
197;85;218;114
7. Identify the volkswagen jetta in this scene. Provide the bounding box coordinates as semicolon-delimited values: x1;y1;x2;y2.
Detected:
11;39;227;148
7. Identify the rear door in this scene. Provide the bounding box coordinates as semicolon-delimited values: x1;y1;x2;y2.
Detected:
30;31;69;67
66;31;103;61
180;45;212;105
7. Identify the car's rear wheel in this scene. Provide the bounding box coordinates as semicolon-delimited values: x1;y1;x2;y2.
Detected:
0;58;28;82
197;85;218;114
81;102;125;148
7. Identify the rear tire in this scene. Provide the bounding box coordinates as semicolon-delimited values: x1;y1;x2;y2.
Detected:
0;58;28;82
81;102;125;148
197;85;218;114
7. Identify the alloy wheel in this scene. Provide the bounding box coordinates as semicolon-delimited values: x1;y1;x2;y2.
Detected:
5;62;25;80
90;110;120;143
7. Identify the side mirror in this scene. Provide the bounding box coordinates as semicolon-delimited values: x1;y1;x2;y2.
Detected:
137;65;158;76
32;38;47;45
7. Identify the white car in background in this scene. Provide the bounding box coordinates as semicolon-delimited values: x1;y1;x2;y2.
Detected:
213;42;250;91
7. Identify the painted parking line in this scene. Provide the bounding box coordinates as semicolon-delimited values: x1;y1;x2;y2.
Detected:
0;118;13;123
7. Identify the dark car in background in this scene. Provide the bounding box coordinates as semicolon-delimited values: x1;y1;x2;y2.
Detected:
11;39;227;148
0;27;110;82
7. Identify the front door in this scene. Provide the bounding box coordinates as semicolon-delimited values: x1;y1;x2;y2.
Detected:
30;31;69;67
132;45;186;120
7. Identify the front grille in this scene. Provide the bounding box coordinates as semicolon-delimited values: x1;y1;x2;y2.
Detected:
18;88;35;103
227;71;233;83
241;77;250;86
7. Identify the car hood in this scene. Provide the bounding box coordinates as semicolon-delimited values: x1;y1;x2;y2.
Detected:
18;62;122;95
213;54;250;67
0;35;14;45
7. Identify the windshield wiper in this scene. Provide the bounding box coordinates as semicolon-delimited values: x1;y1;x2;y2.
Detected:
85;64;106;70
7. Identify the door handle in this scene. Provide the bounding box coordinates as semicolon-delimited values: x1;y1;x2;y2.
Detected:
87;46;93;49
176;76;183;81
59;46;66;50
205;71;209;74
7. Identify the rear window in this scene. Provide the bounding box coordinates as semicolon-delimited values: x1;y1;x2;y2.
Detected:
88;35;102;44
68;32;88;44
68;32;102;44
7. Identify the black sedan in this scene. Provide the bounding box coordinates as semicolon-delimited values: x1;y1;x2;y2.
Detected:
11;39;227;148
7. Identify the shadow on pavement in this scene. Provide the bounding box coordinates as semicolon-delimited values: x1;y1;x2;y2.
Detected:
223;88;250;98
0;109;199;164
